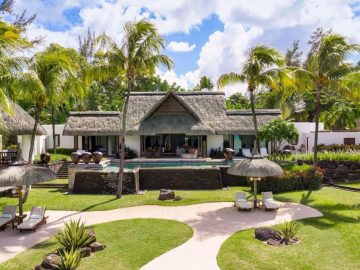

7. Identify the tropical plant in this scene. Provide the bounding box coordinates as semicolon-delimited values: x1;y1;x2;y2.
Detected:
54;248;82;270
225;92;250;109
300;34;360;165
259;119;299;153
56;219;94;252
92;19;173;198
273;221;298;244
194;76;214;91
17;44;86;161
217;45;293;150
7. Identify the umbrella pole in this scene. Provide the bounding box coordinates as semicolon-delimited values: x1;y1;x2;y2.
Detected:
18;187;23;217
253;178;258;209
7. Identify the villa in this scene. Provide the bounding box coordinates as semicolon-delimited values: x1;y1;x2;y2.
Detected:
61;91;281;157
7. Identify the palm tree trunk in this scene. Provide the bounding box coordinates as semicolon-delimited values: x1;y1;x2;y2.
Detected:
249;89;260;152
313;87;321;166
51;105;56;154
116;80;132;199
28;106;40;163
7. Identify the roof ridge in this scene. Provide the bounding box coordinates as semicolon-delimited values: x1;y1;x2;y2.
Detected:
128;91;225;96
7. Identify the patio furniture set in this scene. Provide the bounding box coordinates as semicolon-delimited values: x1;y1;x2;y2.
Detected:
234;191;279;211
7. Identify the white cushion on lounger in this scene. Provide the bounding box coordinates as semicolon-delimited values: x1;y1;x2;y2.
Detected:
17;219;40;229
30;214;42;220
1;214;13;219
263;200;278;209
236;201;252;209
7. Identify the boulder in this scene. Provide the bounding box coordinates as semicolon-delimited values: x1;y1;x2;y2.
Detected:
267;238;282;246
158;189;175;200
80;247;92;257
173;195;182;201
254;227;281;241
34;266;47;270
87;229;97;244
41;254;60;269
89;242;106;252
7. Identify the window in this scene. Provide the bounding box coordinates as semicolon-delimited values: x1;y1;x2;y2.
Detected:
55;134;60;147
344;138;355;145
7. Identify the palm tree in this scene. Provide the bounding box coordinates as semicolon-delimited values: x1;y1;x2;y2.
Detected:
18;45;85;162
302;34;360;165
93;19;173;198
217;45;289;151
0;20;30;113
194;76;214;91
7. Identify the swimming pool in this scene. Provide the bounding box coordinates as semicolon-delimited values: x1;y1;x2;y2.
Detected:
103;160;234;172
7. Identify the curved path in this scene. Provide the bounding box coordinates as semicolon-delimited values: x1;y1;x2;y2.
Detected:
0;202;322;269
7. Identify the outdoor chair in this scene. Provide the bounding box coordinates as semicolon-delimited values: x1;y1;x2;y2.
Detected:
260;147;268;157
242;148;251;157
18;206;47;232
0;205;17;230
261;192;279;211
234;192;252;211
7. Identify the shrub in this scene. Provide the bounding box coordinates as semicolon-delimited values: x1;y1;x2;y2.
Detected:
255;166;323;193
125;147;138;159
48;148;74;155
281;163;312;173
55;249;82;270
273;221;298;244
34;154;71;163
56;220;95;252
317;144;360;152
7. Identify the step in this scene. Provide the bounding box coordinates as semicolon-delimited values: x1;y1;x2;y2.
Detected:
32;184;67;189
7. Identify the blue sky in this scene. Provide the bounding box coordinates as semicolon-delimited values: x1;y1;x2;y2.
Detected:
11;0;360;94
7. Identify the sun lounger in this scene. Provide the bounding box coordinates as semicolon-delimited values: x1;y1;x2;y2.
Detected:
18;206;47;232
260;147;268;157
261;192;279;211
234;192;252;211
0;205;17;230
242;148;252;157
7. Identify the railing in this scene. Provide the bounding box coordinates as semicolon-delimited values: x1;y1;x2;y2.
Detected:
0;150;18;164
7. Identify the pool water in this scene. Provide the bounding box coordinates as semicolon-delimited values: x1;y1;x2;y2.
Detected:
103;160;234;172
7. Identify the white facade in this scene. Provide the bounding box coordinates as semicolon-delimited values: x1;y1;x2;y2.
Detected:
304;131;360;152
125;135;141;156
207;135;223;156
43;124;74;149
17;135;47;161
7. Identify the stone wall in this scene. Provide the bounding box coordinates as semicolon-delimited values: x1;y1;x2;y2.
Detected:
139;167;223;190
219;167;247;186
36;162;63;174
315;160;360;182
73;169;139;194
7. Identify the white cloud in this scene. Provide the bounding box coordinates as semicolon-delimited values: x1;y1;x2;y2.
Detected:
167;41;196;52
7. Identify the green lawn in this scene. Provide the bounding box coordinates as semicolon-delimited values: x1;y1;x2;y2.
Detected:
337;180;360;189
217;187;360;270
1;219;193;270
0;187;250;212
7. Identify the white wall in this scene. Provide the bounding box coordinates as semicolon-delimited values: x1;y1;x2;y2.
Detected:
305;131;360;152
43;124;74;149
207;135;223;156
18;135;47;161
125;135;140;156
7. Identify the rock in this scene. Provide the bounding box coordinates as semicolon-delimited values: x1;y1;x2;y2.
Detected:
80;247;92;257
267;238;282;246
158;189;175;200
41;254;60;269
87;229;97;244
34;266;47;270
89;242;106;252
173;195;182;201
255;227;281;241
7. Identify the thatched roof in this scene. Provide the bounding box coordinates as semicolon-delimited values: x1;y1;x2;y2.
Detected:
63;112;121;136
63;91;281;136
1;103;46;136
0;164;57;187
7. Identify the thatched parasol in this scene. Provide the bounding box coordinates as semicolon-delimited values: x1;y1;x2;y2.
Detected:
0;162;57;216
228;150;283;208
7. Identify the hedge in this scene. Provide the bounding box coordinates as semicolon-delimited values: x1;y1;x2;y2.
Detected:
318;144;360;152
47;148;73;155
253;167;323;193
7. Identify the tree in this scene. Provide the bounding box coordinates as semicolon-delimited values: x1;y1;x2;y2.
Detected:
17;44;86;161
301;34;360;166
93;19;173;198
217;45;291;151
194;76;214;91
259;119;299;153
225;92;250;109
320;101;360;130
285;40;302;67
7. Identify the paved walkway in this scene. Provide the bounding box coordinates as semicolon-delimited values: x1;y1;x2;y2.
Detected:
0;202;322;269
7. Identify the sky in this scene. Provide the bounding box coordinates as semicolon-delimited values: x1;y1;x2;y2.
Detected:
10;0;360;96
